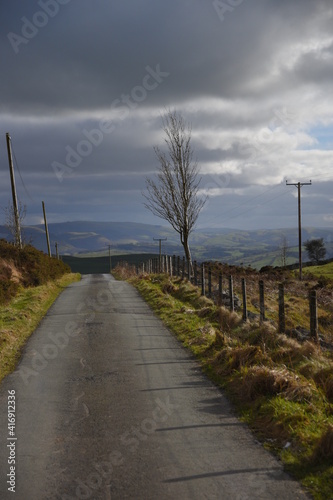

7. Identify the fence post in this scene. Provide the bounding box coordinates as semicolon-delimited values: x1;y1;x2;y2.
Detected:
177;256;180;277
259;280;265;323
201;263;205;296
169;256;172;277
182;256;185;279
194;261;198;286
229;275;234;312
172;255;176;276
218;273;222;305
309;290;319;343
188;260;191;282
278;283;285;333
208;268;212;297
242;278;247;321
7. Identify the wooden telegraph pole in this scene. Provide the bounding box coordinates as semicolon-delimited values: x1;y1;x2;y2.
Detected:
6;133;22;249
42;201;51;257
286;180;311;280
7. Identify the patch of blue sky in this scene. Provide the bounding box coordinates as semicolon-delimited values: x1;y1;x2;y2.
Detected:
299;124;333;150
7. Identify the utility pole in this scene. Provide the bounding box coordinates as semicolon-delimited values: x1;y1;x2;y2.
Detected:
6;133;22;249
286;180;311;280
42;201;51;257
153;238;167;272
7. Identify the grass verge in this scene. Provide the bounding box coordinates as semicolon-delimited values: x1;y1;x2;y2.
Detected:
0;273;81;383
123;272;333;500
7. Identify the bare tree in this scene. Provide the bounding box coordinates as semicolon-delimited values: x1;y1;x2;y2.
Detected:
143;110;206;266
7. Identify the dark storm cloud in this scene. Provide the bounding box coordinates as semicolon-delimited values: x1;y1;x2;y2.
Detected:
2;0;329;113
0;0;332;228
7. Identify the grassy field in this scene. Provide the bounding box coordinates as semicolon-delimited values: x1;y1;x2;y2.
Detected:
0;273;80;383
304;261;333;280
114;265;333;499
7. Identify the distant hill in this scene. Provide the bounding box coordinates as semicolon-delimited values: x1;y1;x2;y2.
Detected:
1;222;332;269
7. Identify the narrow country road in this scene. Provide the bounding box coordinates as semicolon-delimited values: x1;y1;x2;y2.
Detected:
0;274;310;499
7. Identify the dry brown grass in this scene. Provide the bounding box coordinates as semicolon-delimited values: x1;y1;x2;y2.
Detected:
313;367;333;402
113;263;138;280
162;280;177;295
197;306;214;318
238;366;313;402
218;306;241;332
212;344;266;376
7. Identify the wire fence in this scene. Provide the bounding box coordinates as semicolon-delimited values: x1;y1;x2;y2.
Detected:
115;254;331;347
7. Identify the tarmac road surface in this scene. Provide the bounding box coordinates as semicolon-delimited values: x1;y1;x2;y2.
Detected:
0;274;311;499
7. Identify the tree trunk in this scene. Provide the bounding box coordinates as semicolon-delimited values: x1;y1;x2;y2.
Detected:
181;231;193;273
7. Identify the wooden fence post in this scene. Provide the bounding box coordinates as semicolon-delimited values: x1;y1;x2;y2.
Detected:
194;261;198;286
229;275;234;312
201;263;205;296
259;280;265;323
242;278;247;321
188;260;191;282
208;268;212;297
218;273;222;305
278;283;285;333
177;256;180;277
309;290;319;343
182;256;185;279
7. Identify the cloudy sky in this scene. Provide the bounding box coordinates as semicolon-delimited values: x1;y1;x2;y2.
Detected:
1;0;333;232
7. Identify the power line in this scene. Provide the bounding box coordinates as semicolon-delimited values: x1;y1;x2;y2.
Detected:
202;182;294;227
11;140;34;202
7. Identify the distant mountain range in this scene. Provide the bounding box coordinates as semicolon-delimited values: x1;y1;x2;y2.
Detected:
1;221;332;269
